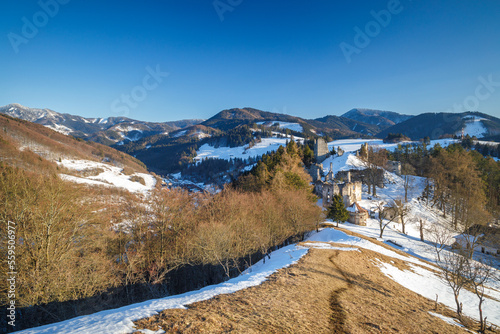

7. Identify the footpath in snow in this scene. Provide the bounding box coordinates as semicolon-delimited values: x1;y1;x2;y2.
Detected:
17;225;500;333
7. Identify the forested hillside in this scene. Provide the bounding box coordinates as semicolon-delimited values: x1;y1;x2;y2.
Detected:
0;135;321;331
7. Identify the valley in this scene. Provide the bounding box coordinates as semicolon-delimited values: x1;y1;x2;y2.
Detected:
1;104;500;333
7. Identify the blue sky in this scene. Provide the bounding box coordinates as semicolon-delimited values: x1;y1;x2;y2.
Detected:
1;0;500;122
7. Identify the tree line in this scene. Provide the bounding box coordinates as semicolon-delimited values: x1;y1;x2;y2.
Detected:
0;140;321;331
389;141;499;223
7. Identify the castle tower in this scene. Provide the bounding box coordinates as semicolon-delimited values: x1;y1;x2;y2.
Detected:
314;138;329;163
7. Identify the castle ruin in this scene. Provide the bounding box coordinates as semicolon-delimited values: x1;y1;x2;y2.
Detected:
314;164;362;208
314;138;329;163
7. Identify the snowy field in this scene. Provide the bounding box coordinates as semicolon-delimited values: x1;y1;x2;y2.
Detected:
194;136;496;167
57;159;156;193
195;136;303;162
327;138;460;154
457;116;488;138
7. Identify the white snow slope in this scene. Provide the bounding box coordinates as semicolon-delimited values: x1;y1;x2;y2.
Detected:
57;159;156;193
327;138;459;154
457;116;488;138
195;135;303;162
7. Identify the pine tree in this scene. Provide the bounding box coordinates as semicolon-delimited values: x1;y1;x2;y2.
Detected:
327;194;350;227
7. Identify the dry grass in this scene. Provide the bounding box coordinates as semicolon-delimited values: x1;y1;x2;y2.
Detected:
133;229;498;333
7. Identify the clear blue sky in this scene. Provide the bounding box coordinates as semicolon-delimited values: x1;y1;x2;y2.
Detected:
1;0;500;122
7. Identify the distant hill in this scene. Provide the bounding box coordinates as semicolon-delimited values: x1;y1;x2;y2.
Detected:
377;112;500;140
311;115;381;137
0;112;148;173
0;103;203;145
6;103;499;177
202;108;305;132
204;107;378;138
341;108;414;128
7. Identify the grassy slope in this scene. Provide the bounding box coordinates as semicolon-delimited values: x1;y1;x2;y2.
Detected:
134;228;482;334
0;113;148;173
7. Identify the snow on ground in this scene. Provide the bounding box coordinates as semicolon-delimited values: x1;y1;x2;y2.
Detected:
57;159;156;193
172;130;187;138
45;124;73;135
334;167;500;326
319;153;366;174
194;136;303;162
377;260;500;327
15;225;500;333
308;226;500;326
15;244;309;334
299;242;360;251
275;122;303;133
195;131;211;139
256;121;303;133
428;312;471;331
307;228;434;269
18;146;500;333
59;174;113;188
327;138;459;154
458;116;488;138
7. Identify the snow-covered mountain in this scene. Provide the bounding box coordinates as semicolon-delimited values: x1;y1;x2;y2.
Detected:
0;103;203;145
377;111;500;140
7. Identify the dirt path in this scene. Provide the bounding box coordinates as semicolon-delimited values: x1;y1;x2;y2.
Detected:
134;239;481;333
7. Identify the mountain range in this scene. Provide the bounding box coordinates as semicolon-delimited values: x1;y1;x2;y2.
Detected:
2;103;500;175
0;103;203;146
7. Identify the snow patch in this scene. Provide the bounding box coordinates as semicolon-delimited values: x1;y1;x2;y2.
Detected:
195;136;303;162
457;116;488;138
57;159;156;193
45;124;73;135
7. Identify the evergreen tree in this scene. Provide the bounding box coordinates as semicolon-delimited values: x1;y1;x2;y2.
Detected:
327;194;350;227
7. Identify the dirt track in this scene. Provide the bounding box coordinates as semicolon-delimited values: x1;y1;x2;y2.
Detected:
134;230;486;333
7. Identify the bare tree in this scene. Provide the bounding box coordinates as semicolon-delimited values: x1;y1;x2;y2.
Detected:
374;201;395;238
419;219;425;241
402;163;415;203
389;199;411;234
429;224;452;262
465;259;497;333
360;145;387;197
439;249;469;320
